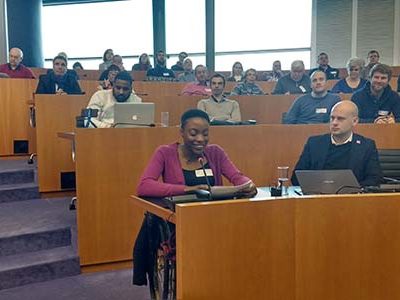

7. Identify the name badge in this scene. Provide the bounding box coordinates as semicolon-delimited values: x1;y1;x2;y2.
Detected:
378;110;389;116
299;85;306;93
316;108;327;114
195;169;213;177
163;73;170;77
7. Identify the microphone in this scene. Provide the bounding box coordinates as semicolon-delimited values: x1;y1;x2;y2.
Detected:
198;157;212;200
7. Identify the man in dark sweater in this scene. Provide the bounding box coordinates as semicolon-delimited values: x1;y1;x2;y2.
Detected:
272;60;311;95
291;101;382;187
284;71;340;124
351;63;400;123
309;52;340;80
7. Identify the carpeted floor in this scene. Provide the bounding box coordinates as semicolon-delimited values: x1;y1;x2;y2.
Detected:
0;268;151;300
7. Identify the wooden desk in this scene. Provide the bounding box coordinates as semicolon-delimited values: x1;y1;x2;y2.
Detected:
35;95;90;192
73;124;400;269
0;78;37;156
131;193;400;300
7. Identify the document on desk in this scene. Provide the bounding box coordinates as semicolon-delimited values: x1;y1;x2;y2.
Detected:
210;180;252;199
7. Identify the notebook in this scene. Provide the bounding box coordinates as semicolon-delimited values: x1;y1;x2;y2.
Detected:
295;169;361;195
113;102;155;127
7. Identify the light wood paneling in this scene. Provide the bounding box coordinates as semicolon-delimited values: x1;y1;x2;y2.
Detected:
74;124;400;267
0;78;37;155
35;95;90;192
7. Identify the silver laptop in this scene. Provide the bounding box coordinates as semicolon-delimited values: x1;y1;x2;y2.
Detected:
113;103;155;127
295;170;361;195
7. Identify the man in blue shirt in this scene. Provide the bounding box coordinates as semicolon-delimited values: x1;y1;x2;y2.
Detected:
284;71;340;124
146;50;175;80
309;52;340;80
351;64;400;123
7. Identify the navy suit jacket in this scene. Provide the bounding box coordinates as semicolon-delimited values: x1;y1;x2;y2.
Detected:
35;72;82;95
291;133;382;187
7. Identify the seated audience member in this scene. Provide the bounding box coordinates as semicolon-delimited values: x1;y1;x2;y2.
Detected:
72;62;83;71
0;48;35;78
397;76;400;93
197;73;241;122
361;50;380;79
231;68;264;95
98;64;120;90
36;55;82;95
351;64;400;123
178;58;196;82
272;60;311;95
291;101;382;187
309;52;339;79
133;109;257;294
171;51;188;71
146;50;175;79
263;60;284;82
131;53;152;71
99;49;114;71
111;55;124;71
227;62;244;82
86;71;142;128
331;58;367;93
136;109;257;197
181;65;211;96
284;71;340;124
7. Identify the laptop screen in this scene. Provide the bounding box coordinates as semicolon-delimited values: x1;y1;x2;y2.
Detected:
113;102;155;127
295;169;361;195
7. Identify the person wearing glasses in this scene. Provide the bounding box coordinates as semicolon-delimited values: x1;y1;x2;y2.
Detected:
331;58;367;94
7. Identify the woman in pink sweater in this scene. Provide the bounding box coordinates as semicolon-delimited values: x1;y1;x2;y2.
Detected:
137;109;257;198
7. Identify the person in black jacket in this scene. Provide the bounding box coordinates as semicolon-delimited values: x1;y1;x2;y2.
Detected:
35;55;82;95
291;101;382;187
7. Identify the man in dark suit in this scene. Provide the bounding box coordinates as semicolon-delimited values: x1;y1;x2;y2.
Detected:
35;55;82;95
291;101;382;187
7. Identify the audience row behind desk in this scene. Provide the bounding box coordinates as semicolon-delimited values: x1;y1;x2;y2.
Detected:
31;59;400;127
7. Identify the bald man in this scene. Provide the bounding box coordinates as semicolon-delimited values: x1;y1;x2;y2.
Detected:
291;101;382;187
0;48;35;78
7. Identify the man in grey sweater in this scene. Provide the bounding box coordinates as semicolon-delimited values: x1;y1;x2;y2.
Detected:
283;71;341;124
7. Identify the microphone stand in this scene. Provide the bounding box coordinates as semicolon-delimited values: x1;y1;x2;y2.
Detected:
198;157;212;200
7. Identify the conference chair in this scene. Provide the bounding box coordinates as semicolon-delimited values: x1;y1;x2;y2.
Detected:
378;149;400;182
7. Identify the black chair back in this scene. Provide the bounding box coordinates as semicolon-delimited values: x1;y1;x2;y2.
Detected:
378;149;400;181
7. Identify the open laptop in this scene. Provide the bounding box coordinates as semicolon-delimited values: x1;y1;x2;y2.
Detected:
295;169;361;195
113;102;155;127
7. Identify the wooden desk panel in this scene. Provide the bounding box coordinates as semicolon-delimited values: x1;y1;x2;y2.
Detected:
132;193;400;299
74;124;400;267
0;78;37;156
295;194;400;300
35;95;90;192
176;198;296;300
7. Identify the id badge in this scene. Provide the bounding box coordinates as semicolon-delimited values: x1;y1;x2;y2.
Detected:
299;85;306;93
195;169;213;177
316;108;327;114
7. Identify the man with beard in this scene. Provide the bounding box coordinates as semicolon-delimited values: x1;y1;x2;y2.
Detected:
86;71;142;128
146;50;175;79
351;64;400;123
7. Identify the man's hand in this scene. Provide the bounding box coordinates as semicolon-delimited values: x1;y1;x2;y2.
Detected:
374;115;396;124
56;88;67;95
